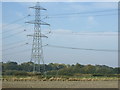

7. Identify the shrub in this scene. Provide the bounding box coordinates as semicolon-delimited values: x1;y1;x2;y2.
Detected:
14;71;28;76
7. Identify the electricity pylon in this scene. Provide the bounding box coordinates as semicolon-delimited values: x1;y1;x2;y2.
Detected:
26;2;50;73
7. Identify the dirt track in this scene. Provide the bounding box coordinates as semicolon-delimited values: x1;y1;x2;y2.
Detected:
2;81;119;88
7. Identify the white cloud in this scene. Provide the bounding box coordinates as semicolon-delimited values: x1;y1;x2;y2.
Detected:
44;29;118;67
45;28;118;34
47;28;118;36
2;28;118;67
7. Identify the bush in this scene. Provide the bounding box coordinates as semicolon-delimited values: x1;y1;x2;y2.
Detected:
3;70;28;76
14;71;28;76
92;74;105;77
3;70;17;75
74;73;92;77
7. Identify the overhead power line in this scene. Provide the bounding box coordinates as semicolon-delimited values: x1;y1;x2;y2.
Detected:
2;43;27;51
3;44;48;56
2;24;28;34
47;44;118;52
48;13;117;19
30;9;118;18
2;29;26;39
50;31;118;36
48;9;118;16
4;38;31;47
3;48;31;56
3;9;117;29
2;15;31;28
3;39;30;48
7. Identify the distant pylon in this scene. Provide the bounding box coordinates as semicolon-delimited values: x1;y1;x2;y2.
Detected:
26;2;50;73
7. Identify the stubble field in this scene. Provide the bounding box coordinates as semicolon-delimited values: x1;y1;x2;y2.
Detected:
2;81;119;88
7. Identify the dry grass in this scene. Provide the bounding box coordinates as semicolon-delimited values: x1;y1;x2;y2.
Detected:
1;76;119;81
2;76;119;88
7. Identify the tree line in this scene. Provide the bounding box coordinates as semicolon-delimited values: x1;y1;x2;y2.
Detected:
1;61;120;77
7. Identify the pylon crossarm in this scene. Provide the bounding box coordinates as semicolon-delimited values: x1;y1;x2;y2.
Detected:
27;34;48;38
25;21;50;26
29;6;47;10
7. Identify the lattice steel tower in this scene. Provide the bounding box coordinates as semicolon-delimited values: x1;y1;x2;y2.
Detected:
26;2;50;73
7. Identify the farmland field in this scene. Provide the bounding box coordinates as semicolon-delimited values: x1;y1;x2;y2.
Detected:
2;81;119;88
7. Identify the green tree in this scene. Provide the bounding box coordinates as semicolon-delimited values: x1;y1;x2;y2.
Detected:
81;64;96;74
2;61;18;71
20;62;34;72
